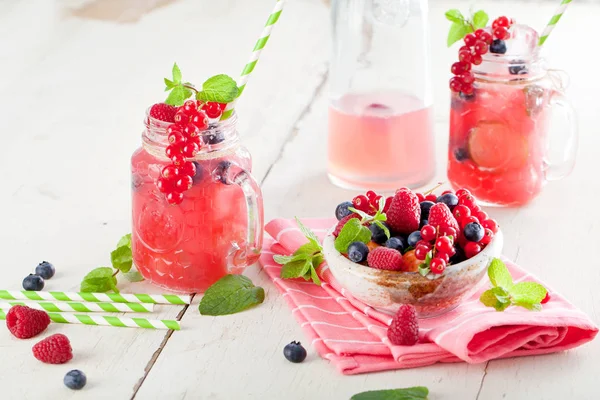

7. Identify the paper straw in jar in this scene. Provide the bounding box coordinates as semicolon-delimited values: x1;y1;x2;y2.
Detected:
538;0;572;46
0;301;154;313
0;309;180;331
0;290;191;305
221;0;286;120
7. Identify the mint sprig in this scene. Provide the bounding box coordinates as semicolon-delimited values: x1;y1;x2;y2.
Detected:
445;9;489;47
198;274;265;316
334;197;389;254
274;218;323;285
196;74;240;104
164;63;194;106
351;386;429;400
480;258;547;312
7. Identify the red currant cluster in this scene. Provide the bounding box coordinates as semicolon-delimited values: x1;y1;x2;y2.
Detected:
449;15;514;95
414;227;455;275
452;188;498;255
156;100;226;205
352;191;393;215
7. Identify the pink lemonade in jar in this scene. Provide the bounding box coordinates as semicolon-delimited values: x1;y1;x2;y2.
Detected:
328;91;435;191
131;112;263;293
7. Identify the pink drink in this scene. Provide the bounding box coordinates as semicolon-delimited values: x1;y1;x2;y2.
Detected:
328;91;435;190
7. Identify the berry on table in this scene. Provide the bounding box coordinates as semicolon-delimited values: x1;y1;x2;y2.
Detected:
387;304;419;346
463;222;485;242
385;237;406;253
420;225;436;242
464;242;482;259
32;334;73;364
407;231;423;248
430;257;446;274
369;223;390;245
149;103;177;122
6;305;50;339
64;370;87;390
348;242;369;263
335;201;354;221
367;247;404;271
490;39;507;54
23;274;44;291
283;341;307;363
35;261;55;280
437;193;459;211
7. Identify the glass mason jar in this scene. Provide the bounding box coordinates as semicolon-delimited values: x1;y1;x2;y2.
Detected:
328;0;435;190
131;113;264;293
447;51;578;206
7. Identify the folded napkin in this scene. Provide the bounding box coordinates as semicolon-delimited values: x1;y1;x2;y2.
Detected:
262;218;598;375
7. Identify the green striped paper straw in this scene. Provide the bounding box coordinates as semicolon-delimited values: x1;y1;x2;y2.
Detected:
0;301;154;313
221;0;286;120
0;309;180;331
0;290;190;305
538;0;572;46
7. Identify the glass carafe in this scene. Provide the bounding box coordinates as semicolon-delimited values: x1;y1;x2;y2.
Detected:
328;0;435;191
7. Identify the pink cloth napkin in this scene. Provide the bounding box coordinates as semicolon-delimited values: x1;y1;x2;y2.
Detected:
262;218;598;375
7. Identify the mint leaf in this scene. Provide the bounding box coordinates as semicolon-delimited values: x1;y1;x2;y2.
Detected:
172;63;182;84
418;264;430;277
196;74;239;103
472;10;489;29
295;217;321;248
445;9;465;23
447;21;471;47
509;281;547;305
310;264;321;285
334;218;371;253
165;86;186;106
281;258;311;279
116;233;132;249
351;386;429;400
111;246;133;273
123;268;145;282
199;274;265;316
164;78;175;91
480;287;511;311
513;301;542;312
80;267;118;293
273;254;297;264
488;258;513;289
294;241;321;257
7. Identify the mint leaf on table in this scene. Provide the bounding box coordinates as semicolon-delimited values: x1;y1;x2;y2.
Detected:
334;218;371;253
199;274;265;316
480;287;511;312
196;74;239;103
110;245;133;273
116;233;132;248
509;281;547;310
351;386;429;400
487;258;513;289
472;10;489;29
80;267;118;293
274;218;323;285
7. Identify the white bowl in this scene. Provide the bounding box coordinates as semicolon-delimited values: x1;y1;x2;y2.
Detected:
322;229;503;318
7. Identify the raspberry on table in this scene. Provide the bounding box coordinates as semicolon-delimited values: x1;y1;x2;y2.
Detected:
6;305;51;339
387;304;419;346
367;247;404;271
32;334;73;364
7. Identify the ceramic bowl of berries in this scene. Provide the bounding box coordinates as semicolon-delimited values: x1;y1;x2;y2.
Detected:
323;188;502;318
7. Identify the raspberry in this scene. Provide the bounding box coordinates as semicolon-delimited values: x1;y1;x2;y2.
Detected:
149;103;177;122
367;247;404;271
333;213;360;237
6;306;50;339
387;304;419;346
428;203;460;234
541;292;551;304
386;189;420;235
32;334;73;364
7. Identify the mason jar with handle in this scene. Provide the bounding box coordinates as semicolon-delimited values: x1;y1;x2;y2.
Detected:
131;112;264;293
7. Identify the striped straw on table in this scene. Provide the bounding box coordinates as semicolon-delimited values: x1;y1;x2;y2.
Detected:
0;309;180;331
0;301;154;313
221;0;286;120
0;290;190;305
538;0;572;46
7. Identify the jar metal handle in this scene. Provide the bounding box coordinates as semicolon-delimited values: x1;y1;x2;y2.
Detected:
544;90;579;181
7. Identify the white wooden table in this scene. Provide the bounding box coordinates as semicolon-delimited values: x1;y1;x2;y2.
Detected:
1;0;598;399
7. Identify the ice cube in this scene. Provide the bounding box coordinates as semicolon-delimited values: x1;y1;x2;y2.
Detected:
504;24;540;57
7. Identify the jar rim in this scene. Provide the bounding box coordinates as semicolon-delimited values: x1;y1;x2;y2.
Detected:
144;107;238;137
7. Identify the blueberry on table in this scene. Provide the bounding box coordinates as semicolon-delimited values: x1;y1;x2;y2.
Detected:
463;222;485;242
22;274;44;291
283;341;307;363
35;261;55;280
335;201;354;221
348;242;369;263
437;193;459;211
385;237;406;253
407;231;422;248
64;370;87;390
369;223;389;244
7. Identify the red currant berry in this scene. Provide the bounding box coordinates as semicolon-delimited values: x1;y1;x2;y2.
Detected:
174;175;193;192
472;55;483;65
453;205;471;220
180;161;196;177
415;245;429;261
464;242;482;259
449;76;464;93
174;111;189;124
451;62;469;75
218;103;227;111
479;31;493;44
462;84;474;96
366;190;378;202
473;40;489;55
166;125;183;135
479;228;494;246
436;252;450;263
458;50;472;64
191;112;208;130
161;165;180;180
439;226;457;238
183;123;199;138
461;72;475;85
372;195;382;208
461;215;480;227
435;236;454;254
474;29;485;38
425;194;438;202
420;225;437;242
182;100;198;114
482;219;499;233
165;144;182;159
202;102;223;119
171;153;186;167
166;191;184;205
430;258;446;274
541;292;551;304
168;132;186;147
492;20;500;29
455;188;471;197
157;177;174;193
458;194;477;209
476;210;489;222
416;193;425;202
187;135;202;146
352;195;370;212
496;16;510;27
494;26;509;40
383;196;393;213
464;34;477;47
416;240;431;250
182;142;200;157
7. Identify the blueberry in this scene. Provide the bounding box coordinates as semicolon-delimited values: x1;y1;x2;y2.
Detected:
64;370;87;390
449;246;466;265
206;124;225;145
419;219;428;229
348;242;369;263
459;91;476;101
420;201;435;219
369;223;389;244
215;161;232;184
454;148;469;162
437;193;459;211
35;261;55;280
490;39;507;54
335;201;354;221
407;231;422;248
463;222;484;242
385;236;406;253
22;274;44;291
192;161;204;184
509;61;528;76
283;341;307;363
